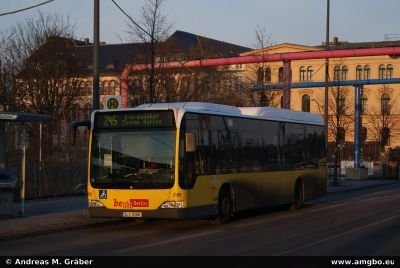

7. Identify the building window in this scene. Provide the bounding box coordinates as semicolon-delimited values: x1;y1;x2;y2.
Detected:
265;67;271;83
364;65;371;80
356;65;363;80
278;67;284;82
260;94;268;106
379;64;385;79
381;127;390;146
362;127;368;142
109;80;116;95
85;81;92;96
387;64;394;79
337;127;345;144
257;67;264;84
334;66;340;81
381;93;391;115
342;66;348;80
301;94;311;112
338;94;346;115
361;94;368;115
103;81;110;95
300;66;306;82
306;66;313;81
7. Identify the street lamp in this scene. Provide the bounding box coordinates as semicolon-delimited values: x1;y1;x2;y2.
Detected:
93;0;100;111
324;0;336;185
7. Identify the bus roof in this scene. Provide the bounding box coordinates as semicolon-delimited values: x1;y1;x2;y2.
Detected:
133;102;324;126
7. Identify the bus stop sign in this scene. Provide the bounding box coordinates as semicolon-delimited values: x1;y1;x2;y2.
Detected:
105;96;121;110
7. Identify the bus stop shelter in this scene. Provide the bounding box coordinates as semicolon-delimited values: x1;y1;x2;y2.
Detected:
0;112;50;216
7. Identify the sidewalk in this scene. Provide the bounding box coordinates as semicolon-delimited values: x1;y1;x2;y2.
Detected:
0;178;399;242
0;209;119;242
327;177;400;194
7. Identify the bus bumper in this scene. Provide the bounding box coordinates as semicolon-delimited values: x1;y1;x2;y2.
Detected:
88;205;217;219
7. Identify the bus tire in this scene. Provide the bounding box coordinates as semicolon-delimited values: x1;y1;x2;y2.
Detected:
290;180;304;210
213;186;233;224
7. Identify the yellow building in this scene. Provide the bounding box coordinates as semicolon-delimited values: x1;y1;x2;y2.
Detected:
241;39;400;162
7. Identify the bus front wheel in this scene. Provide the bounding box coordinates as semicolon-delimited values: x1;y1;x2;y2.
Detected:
213;186;233;224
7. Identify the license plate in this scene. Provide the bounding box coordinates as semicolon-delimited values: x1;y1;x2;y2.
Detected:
122;212;142;218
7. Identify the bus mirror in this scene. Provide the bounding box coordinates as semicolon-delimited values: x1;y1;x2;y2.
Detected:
185;132;196;153
69;121;91;145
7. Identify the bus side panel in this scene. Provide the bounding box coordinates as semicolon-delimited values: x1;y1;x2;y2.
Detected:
187;175;214;208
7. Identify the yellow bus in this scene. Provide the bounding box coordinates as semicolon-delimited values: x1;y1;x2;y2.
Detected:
78;102;326;223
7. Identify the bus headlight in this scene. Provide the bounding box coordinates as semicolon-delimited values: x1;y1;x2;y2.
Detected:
88;200;105;207
160;201;185;209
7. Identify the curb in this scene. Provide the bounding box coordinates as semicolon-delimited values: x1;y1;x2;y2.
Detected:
327;180;400;194
0;212;125;243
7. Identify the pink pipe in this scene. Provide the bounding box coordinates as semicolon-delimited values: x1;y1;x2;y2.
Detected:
120;47;400;108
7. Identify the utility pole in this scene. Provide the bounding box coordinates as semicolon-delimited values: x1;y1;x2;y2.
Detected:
325;0;335;186
93;0;100;110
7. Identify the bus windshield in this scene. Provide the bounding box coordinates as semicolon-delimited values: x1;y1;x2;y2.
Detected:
90;130;176;189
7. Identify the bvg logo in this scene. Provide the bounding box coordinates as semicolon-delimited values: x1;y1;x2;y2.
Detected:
107;98;119;109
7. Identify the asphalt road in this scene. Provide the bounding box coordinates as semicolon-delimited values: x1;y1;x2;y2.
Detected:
1;184;400;256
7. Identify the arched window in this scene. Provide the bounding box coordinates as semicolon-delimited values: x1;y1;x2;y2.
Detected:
260;94;268;106
337;127;346;145
307;66;313;81
334;66;341;81
85;81;92;96
361;94;368;115
387;64;394;79
362;127;368;142
265;67;271;83
301;94;311;112
381;127;390;146
381;93;391;115
338;94;346;115
257;67;264;84
364;65;371;80
79;81;85;96
109;80;116;95
356;65;363;80
341;65;348;80
103;81;110;95
299;66;306;82
378;64;386;79
278;67;284;82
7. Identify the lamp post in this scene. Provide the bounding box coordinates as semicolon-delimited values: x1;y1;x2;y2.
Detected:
324;0;335;185
93;0;100;110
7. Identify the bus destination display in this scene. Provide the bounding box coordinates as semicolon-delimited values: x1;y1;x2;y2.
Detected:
95;111;174;129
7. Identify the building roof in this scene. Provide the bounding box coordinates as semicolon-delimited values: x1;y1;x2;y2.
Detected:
70;30;252;76
317;39;400;50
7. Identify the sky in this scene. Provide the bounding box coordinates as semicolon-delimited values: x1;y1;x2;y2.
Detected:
1;0;400;48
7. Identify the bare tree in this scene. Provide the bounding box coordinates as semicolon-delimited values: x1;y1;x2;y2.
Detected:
2;12;86;197
246;25;281;107
366;88;400;161
314;62;354;184
126;0;172;103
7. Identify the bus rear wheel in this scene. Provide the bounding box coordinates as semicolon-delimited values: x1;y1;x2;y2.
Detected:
213;186;233;224
290;180;304;210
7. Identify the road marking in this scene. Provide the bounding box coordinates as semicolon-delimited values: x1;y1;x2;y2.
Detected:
358;195;399;202
113;229;222;253
233;213;300;228
307;202;350;212
273;213;400;256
